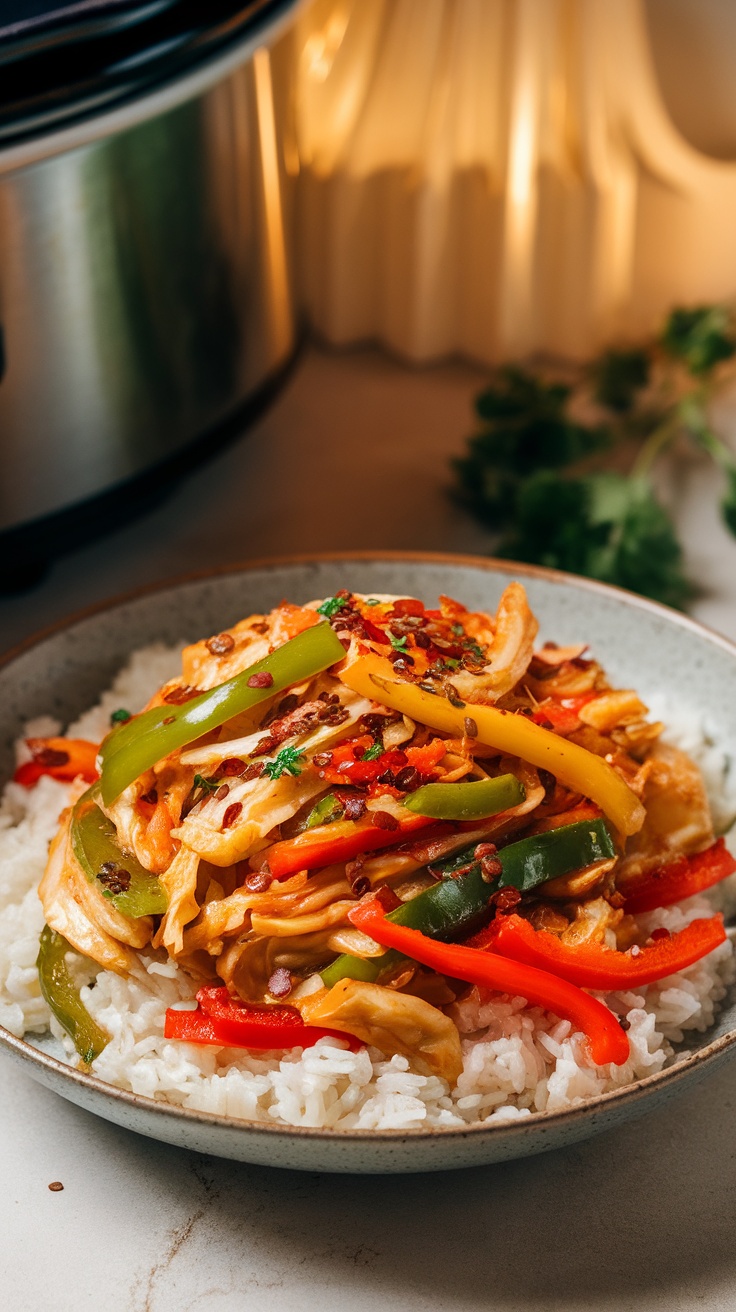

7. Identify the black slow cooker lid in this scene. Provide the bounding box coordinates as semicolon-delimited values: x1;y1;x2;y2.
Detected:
0;0;290;146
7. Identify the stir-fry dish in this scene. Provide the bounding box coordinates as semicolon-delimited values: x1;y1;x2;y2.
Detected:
25;585;736;1091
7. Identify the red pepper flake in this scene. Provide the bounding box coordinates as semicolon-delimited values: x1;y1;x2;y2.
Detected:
245;868;272;893
373;885;403;913
206;633;235;655
619;1017;631;1032
480;855;504;884
267;967;293;998
162;716;175;726
489;886;521;912
247;671;275;689
214;784;230;801
241;762;265;783
394;766;421;792
338;792;367;821
312;752;332;768
48;1182;64;1192
464;717;478;738
222;802;243;829
163;685;201;705
97;862;132;894
220;757;246;775
650;927;671;941
32;747;69;769
474;842;498;859
370;810;400;831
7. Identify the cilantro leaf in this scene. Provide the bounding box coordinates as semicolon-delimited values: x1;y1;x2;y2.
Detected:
389;633;408;651
263;746;306;780
662;306;736;376
589;349;650;412
498;471;690;608
317;596;348;618
110;708;132;725
452;366;608;525
193;773;219;793
362;742;384;761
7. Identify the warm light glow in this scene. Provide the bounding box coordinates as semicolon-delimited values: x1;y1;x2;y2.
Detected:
254;48;291;338
303;10;350;84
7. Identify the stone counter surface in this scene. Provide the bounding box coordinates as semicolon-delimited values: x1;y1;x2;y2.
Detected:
2;347;735;1312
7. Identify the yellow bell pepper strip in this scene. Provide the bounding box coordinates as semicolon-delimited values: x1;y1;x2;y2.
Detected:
621;839;736;915
71;791;168;918
99;623;346;804
164;986;361;1050
14;737;99;788
36;925;109;1064
348;899;630;1067
480;911;726;989
403;774;525;820
321;818;616;988
339;654;645;836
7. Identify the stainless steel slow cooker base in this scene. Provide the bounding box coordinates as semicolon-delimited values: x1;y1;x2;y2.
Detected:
0;4;299;548
0;341;299;593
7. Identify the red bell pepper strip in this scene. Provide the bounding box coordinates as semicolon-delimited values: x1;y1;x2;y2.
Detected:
164;986;359;1050
484;912;726;989
348;900;630;1066
14;737;99;788
621;839;736;915
527;697;590;739
259;812;441;880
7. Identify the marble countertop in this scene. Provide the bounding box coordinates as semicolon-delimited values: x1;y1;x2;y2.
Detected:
2;346;736;1312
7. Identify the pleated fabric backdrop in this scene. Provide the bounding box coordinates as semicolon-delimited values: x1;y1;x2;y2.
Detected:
291;0;736;363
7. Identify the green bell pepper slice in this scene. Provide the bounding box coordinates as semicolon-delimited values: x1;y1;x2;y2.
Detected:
99;622;346;804
71;791;168;917
37;925;109;1064
320;817;615;987
304;793;344;829
402;773;525;820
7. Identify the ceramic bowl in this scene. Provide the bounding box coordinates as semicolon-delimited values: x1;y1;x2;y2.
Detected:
1;552;735;1174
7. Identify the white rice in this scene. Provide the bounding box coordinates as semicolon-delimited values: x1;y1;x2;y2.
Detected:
1;646;735;1131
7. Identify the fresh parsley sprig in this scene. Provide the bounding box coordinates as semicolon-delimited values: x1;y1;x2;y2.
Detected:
451;304;736;607
263;746;306;780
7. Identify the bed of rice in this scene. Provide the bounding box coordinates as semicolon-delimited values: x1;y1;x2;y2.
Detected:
1;645;735;1132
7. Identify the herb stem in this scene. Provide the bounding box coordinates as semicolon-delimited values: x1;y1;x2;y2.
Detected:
629;410;681;480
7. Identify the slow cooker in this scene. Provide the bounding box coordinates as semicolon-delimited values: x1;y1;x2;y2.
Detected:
0;0;301;588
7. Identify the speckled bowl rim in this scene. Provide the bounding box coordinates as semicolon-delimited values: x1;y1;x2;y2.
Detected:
2;549;736;1146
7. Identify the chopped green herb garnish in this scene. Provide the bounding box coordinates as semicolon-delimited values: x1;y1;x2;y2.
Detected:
110;708;132;725
451;624;465;636
441;657;460;670
389;633;408;651
317;597;348;618
362;742;384;762
193;773;219;793
365;598;381;606
263;746;306;780
451;303;736;607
